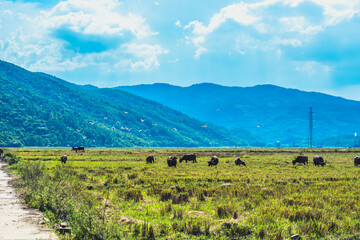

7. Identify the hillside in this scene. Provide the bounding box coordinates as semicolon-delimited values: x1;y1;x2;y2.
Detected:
0;60;243;147
118;83;360;147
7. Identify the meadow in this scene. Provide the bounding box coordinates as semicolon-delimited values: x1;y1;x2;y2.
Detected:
5;148;360;239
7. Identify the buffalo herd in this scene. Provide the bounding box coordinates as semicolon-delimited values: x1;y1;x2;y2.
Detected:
144;154;360;167
56;152;360;167
43;149;356;168
292;155;327;166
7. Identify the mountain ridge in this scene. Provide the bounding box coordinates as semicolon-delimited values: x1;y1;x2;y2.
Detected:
0;60;245;147
118;83;360;147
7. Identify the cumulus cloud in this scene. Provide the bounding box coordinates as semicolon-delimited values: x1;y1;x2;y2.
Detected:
120;43;168;71
43;0;155;38
0;0;165;73
184;0;360;55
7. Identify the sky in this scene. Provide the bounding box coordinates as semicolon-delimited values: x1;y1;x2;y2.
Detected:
1;0;360;100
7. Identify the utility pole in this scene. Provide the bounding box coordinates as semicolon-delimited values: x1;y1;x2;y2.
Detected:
309;107;313;148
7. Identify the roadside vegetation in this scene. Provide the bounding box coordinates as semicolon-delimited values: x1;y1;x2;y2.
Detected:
4;148;360;239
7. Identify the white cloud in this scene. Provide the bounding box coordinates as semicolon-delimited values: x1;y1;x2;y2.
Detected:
295;61;332;76
279;17;323;35
175;20;181;27
184;0;360;57
275;38;302;47
120;43;168;71
43;0;155;38
185;2;259;35
192;36;205;47
0;0;165;73
194;47;208;59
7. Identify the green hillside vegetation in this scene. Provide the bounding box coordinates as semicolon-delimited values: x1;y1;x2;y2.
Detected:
119;83;360;147
0;60;242;147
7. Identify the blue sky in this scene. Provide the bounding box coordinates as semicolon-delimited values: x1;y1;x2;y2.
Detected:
1;0;360;100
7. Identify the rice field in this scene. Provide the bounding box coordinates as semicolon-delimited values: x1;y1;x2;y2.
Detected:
5;148;360;239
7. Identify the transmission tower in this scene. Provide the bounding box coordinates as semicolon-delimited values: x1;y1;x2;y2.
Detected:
309;107;313;148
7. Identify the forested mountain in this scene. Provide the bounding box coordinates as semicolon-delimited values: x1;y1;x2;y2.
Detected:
0;60;245;147
119;83;360;147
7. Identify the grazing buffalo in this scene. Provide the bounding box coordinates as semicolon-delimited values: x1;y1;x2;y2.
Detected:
61;155;67;164
0;148;3;156
313;155;325;166
208;156;219;166
167;156;178;167
77;146;85;152
234;157;246;166
72;146;85;152
354;156;360;166
146;155;155;164
292;155;308;165
179;154;196;163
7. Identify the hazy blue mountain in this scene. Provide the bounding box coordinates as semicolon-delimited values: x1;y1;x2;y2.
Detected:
0;60;246;147
118;83;360;147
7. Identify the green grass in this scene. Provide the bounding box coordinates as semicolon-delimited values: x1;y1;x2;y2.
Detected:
5;148;360;239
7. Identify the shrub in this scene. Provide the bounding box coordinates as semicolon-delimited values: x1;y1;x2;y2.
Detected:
5;153;20;165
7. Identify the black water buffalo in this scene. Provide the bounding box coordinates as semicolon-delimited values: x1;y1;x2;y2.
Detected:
146;155;155;164
313;155;325;166
72;146;85;152
292;155;308;165
77;146;85;152
354;156;360;166
234;157;246;166
167;156;177;167
208;156;219;166
61;155;67;164
179;154;196;163
0;148;3;156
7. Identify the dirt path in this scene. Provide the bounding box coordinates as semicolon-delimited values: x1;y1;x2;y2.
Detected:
0;162;58;240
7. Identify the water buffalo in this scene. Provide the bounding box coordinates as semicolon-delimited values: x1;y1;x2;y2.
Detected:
292;155;308;165
179;154;196;163
72;146;85;152
77;146;85;152
0;148;3;156
167;156;177;167
208;156;219;166
61;155;67;164
313;155;325;166
354;156;360;166
146;155;155;164
234;157;246;166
